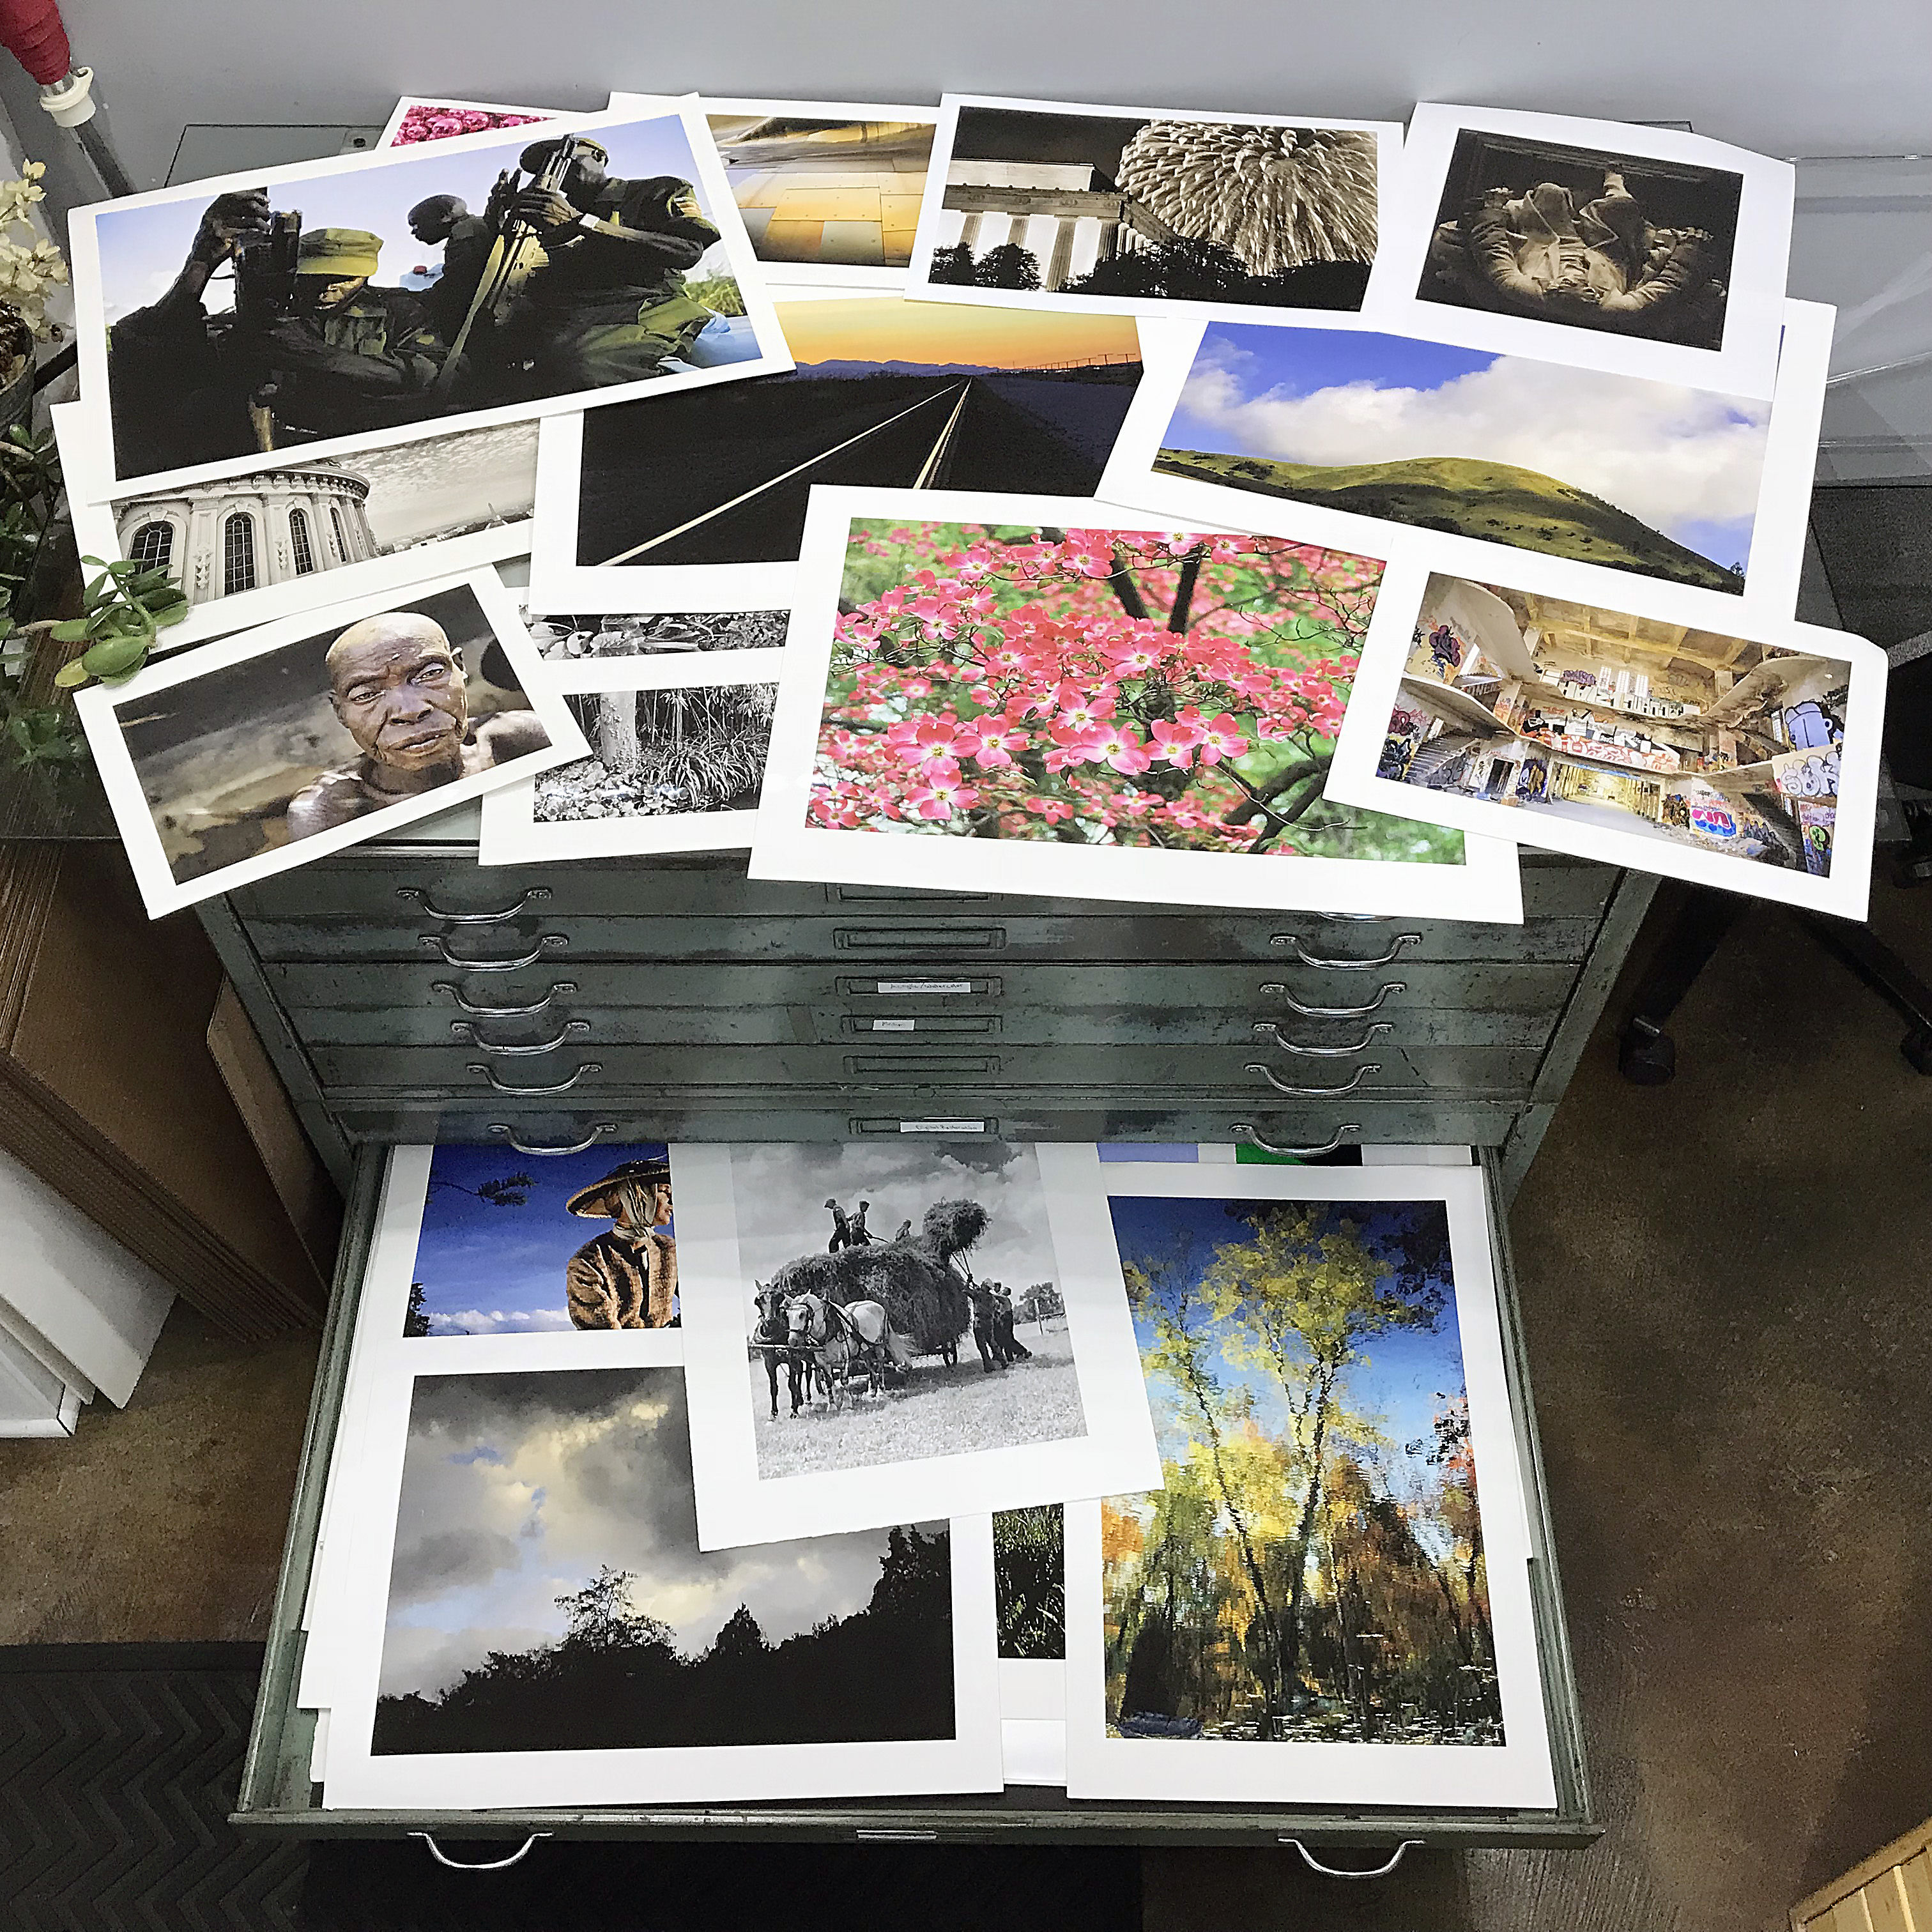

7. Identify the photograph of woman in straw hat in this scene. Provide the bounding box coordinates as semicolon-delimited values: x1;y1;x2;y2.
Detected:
401;1142;677;1337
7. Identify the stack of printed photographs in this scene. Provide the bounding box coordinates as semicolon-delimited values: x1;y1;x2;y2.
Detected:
59;90;1880;919
51;83;1885;1813
296;1137;1558;1812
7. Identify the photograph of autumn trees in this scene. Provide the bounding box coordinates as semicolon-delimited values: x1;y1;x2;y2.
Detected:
1102;1193;1500;1745
813;518;1462;860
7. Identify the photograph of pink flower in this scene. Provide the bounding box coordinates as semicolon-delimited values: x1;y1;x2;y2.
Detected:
813;519;1447;859
382;101;555;148
752;487;1524;919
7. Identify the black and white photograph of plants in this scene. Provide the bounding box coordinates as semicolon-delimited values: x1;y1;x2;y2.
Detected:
527;608;789;661
538;683;776;825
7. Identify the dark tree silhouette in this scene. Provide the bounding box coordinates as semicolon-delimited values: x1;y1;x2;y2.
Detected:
974;242;1043;291
927;243;977;286
427;1171;533;1208
402;1282;430;1338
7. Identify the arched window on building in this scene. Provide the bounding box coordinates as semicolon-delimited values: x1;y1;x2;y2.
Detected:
222;512;257;596
128;521;174;574
330;505;348;562
289;507;316;575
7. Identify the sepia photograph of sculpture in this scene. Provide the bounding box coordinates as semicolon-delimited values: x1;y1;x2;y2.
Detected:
80;109;785;494
404;1142;677;1336
109;579;560;888
1417;130;1742;351
919;102;1384;310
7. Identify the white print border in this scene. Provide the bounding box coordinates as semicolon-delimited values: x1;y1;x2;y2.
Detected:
70;102;794;504
1096;299;1834;625
749;483;1524;922
479;659;781;865
54;402;536;659
903;94;1404;325
1063;1160;1558;1809
1323;546;1885;921
77;566;587;919
318;1344;1000;1807
677;1141;1161;1551
1365;103;1795;402
689;96;942;291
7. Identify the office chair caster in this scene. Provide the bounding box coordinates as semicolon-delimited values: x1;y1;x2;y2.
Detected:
1904;1028;1932;1076
1618;1017;1676;1085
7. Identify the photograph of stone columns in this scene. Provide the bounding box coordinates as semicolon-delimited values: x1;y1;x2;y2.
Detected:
1377;573;1851;875
920;102;1384;310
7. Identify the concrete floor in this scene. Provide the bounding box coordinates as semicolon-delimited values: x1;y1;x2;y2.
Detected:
3;878;1929;1930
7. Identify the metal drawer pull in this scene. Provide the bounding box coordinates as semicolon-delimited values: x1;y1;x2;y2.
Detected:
1230;1121;1359;1158
1252;1020;1392;1056
489;1123;617;1156
420;932;568;970
1315;910;1381;922
1246;1061;1380;1096
410;1832;551;1871
452;1020;591;1054
466;1061;602;1094
1260;979;1404;1018
397;885;550;923
433;979;576;1016
1280;1838;1423;1880
1272;933;1421;969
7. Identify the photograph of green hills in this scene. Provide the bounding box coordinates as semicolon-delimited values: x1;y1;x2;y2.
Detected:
1152;323;1775;594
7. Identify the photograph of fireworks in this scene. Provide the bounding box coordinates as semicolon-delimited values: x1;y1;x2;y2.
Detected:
909;96;1397;318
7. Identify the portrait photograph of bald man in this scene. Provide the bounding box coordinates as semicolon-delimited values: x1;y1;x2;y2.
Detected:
79;568;584;917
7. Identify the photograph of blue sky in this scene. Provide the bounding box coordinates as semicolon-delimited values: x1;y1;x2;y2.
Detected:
378;1368;930;1703
96;114;724;325
1164;323;1772;576
407;1142;672;1336
1105;1192;1468;1487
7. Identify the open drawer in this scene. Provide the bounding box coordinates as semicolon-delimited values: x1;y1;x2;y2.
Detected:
234;1145;1596;1853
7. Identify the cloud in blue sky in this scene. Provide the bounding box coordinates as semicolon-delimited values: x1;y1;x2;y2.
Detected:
1166;324;1770;561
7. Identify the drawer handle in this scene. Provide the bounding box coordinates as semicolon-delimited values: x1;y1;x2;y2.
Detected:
410;1832;552;1871
1271;933;1420;969
488;1122;617;1156
1252;1020;1392;1057
1280;1838;1423;1880
1260;979;1405;1018
420;933;568;970
466;1060;602;1094
1315;911;1381;923
1246;1061;1380;1096
452;1020;591;1055
397;885;551;923
1230;1121;1360;1158
834;927;1006;951
433;979;576;1016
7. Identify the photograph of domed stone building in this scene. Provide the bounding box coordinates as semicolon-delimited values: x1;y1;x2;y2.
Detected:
109;418;537;608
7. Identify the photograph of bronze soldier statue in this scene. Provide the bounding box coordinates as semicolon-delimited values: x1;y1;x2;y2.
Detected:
86;110;777;491
111;578;560;888
1418;129;1743;351
404;1143;677;1337
731;1141;1085;1481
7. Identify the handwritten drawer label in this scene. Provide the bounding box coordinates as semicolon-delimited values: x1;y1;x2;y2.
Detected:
876;980;973;995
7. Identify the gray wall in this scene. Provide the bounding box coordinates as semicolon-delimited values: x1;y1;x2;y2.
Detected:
29;0;1932;196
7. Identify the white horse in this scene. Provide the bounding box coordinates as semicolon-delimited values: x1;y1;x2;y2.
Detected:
785;1289;910;1402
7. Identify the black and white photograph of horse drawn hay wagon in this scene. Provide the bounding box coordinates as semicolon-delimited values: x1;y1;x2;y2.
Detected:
730;1141;1087;1480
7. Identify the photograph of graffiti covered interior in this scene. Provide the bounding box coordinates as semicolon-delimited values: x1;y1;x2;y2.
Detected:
1380;574;1850;873
709;111;935;272
811;516;1457;861
570;298;1143;572
1101;1190;1498;1746
371;1368;959;1757
404;1142;676;1335
1151;323;1769;593
926;105;1378;307
1418;130;1742;351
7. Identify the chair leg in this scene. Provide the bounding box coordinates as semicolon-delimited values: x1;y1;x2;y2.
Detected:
1617;889;1748;1085
1798;913;1932;1077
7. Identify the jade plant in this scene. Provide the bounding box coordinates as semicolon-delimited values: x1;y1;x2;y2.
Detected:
49;556;191;689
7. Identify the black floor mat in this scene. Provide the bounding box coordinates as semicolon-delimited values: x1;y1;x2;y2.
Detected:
0;1643;305;1931
1;1645;1140;1932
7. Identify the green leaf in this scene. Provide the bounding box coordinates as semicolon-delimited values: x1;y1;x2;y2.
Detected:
48;619;89;642
52;659;89;689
